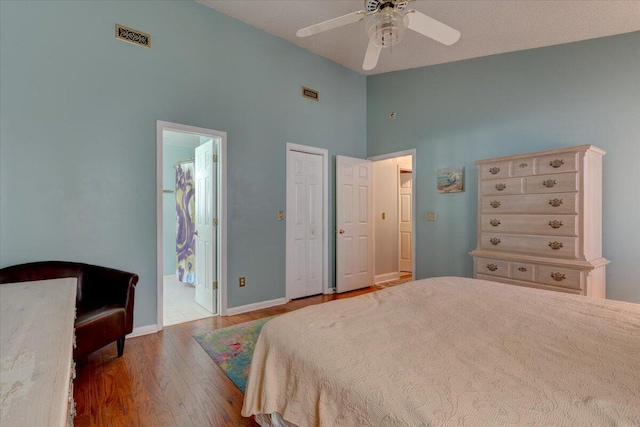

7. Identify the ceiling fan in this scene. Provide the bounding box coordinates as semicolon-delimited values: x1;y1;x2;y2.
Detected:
296;0;461;71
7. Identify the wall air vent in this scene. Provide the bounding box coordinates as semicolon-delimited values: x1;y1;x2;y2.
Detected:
115;24;151;48
302;87;319;101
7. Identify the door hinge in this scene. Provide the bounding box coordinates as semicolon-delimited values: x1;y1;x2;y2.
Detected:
213;281;218;290
213;218;218;226
213;154;218;162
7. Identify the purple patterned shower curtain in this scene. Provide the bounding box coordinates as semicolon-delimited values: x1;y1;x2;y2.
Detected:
175;162;195;284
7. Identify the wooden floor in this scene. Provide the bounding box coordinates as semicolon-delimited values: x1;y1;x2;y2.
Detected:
73;286;376;426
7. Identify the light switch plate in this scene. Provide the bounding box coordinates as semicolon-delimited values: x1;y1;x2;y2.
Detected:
427;212;437;221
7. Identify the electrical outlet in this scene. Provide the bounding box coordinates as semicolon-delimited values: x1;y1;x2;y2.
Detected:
382;212;386;220
278;211;284;221
427;212;437;221
239;277;246;287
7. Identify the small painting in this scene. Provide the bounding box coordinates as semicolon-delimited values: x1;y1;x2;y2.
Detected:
437;167;464;193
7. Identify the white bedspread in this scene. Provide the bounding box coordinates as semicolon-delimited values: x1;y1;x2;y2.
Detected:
242;277;640;426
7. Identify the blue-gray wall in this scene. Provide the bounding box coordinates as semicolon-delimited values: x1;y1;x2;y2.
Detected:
162;145;195;277
367;32;640;303
0;0;366;327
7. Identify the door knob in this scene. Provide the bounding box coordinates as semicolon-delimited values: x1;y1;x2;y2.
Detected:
194;230;199;236
338;229;345;234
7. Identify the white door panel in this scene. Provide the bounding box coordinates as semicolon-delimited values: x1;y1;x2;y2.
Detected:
195;140;217;313
399;169;413;273
336;155;373;293
287;150;323;299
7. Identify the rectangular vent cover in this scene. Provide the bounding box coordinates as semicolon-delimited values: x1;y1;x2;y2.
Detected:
302;87;319;101
115;24;151;48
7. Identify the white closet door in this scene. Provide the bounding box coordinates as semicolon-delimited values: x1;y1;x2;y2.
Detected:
287;150;323;299
399;169;413;273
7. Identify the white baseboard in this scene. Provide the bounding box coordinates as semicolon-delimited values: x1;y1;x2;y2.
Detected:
127;324;158;338
226;297;288;316
375;272;400;284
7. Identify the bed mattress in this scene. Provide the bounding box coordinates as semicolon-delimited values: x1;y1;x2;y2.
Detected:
242;277;640;426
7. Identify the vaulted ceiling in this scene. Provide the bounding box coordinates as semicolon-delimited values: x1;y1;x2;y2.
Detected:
198;0;640;75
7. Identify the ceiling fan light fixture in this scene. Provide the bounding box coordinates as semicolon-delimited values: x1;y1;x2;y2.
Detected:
366;10;406;48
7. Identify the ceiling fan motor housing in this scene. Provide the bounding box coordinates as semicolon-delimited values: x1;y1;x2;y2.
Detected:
367;10;407;48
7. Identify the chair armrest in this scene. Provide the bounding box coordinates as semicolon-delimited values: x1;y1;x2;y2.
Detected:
81;265;138;306
81;266;138;333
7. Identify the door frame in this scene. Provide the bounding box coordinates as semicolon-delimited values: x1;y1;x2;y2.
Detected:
368;149;417;280
156;120;228;331
285;143;330;298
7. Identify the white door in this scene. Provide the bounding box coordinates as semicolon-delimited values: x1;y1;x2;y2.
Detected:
194;140;217;313
287;150;323;299
336;155;373;293
399;168;413;273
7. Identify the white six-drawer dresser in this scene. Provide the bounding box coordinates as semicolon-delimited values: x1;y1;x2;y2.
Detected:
470;144;609;297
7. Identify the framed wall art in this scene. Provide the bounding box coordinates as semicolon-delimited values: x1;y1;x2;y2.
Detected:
437;167;464;193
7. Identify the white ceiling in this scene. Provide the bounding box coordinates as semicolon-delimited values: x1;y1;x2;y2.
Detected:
197;0;640;76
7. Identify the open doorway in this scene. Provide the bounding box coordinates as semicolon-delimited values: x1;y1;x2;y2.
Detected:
372;154;413;285
334;149;416;293
156;121;227;330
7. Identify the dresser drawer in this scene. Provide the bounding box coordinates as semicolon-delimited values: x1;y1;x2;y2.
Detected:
475;258;510;278
481;192;578;214
481;177;523;195
509;158;535;176
481;161;510;179
537;151;578;174
511;262;534;281
480;233;578;258
476;274;582;295
524;172;578;194
535;265;583;290
480;214;578;236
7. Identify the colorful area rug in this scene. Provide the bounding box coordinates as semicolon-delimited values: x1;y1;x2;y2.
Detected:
373;276;413;289
193;316;277;392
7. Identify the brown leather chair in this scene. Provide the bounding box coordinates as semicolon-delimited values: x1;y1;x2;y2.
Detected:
0;261;138;360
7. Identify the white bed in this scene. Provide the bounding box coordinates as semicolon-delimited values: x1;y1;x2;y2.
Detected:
242;277;640;426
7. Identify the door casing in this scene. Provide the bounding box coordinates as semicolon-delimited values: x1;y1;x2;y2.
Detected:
156;121;228;331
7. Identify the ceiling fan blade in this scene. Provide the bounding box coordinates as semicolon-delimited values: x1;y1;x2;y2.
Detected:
405;10;461;45
296;11;366;38
363;39;382;71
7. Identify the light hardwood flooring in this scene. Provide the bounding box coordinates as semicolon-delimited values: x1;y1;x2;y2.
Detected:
73;287;375;426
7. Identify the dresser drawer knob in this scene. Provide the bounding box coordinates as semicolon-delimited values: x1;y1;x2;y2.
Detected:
518;267;527;272
542;179;557;188
548;198;563;207
495;183;507;191
490;200;501;208
486;264;498;272
549;159;565;168
489;219;501;227
548;219;563;229
489;166;500;175
548;241;564;250
489;237;501;245
519;162;528;168
550;272;566;282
